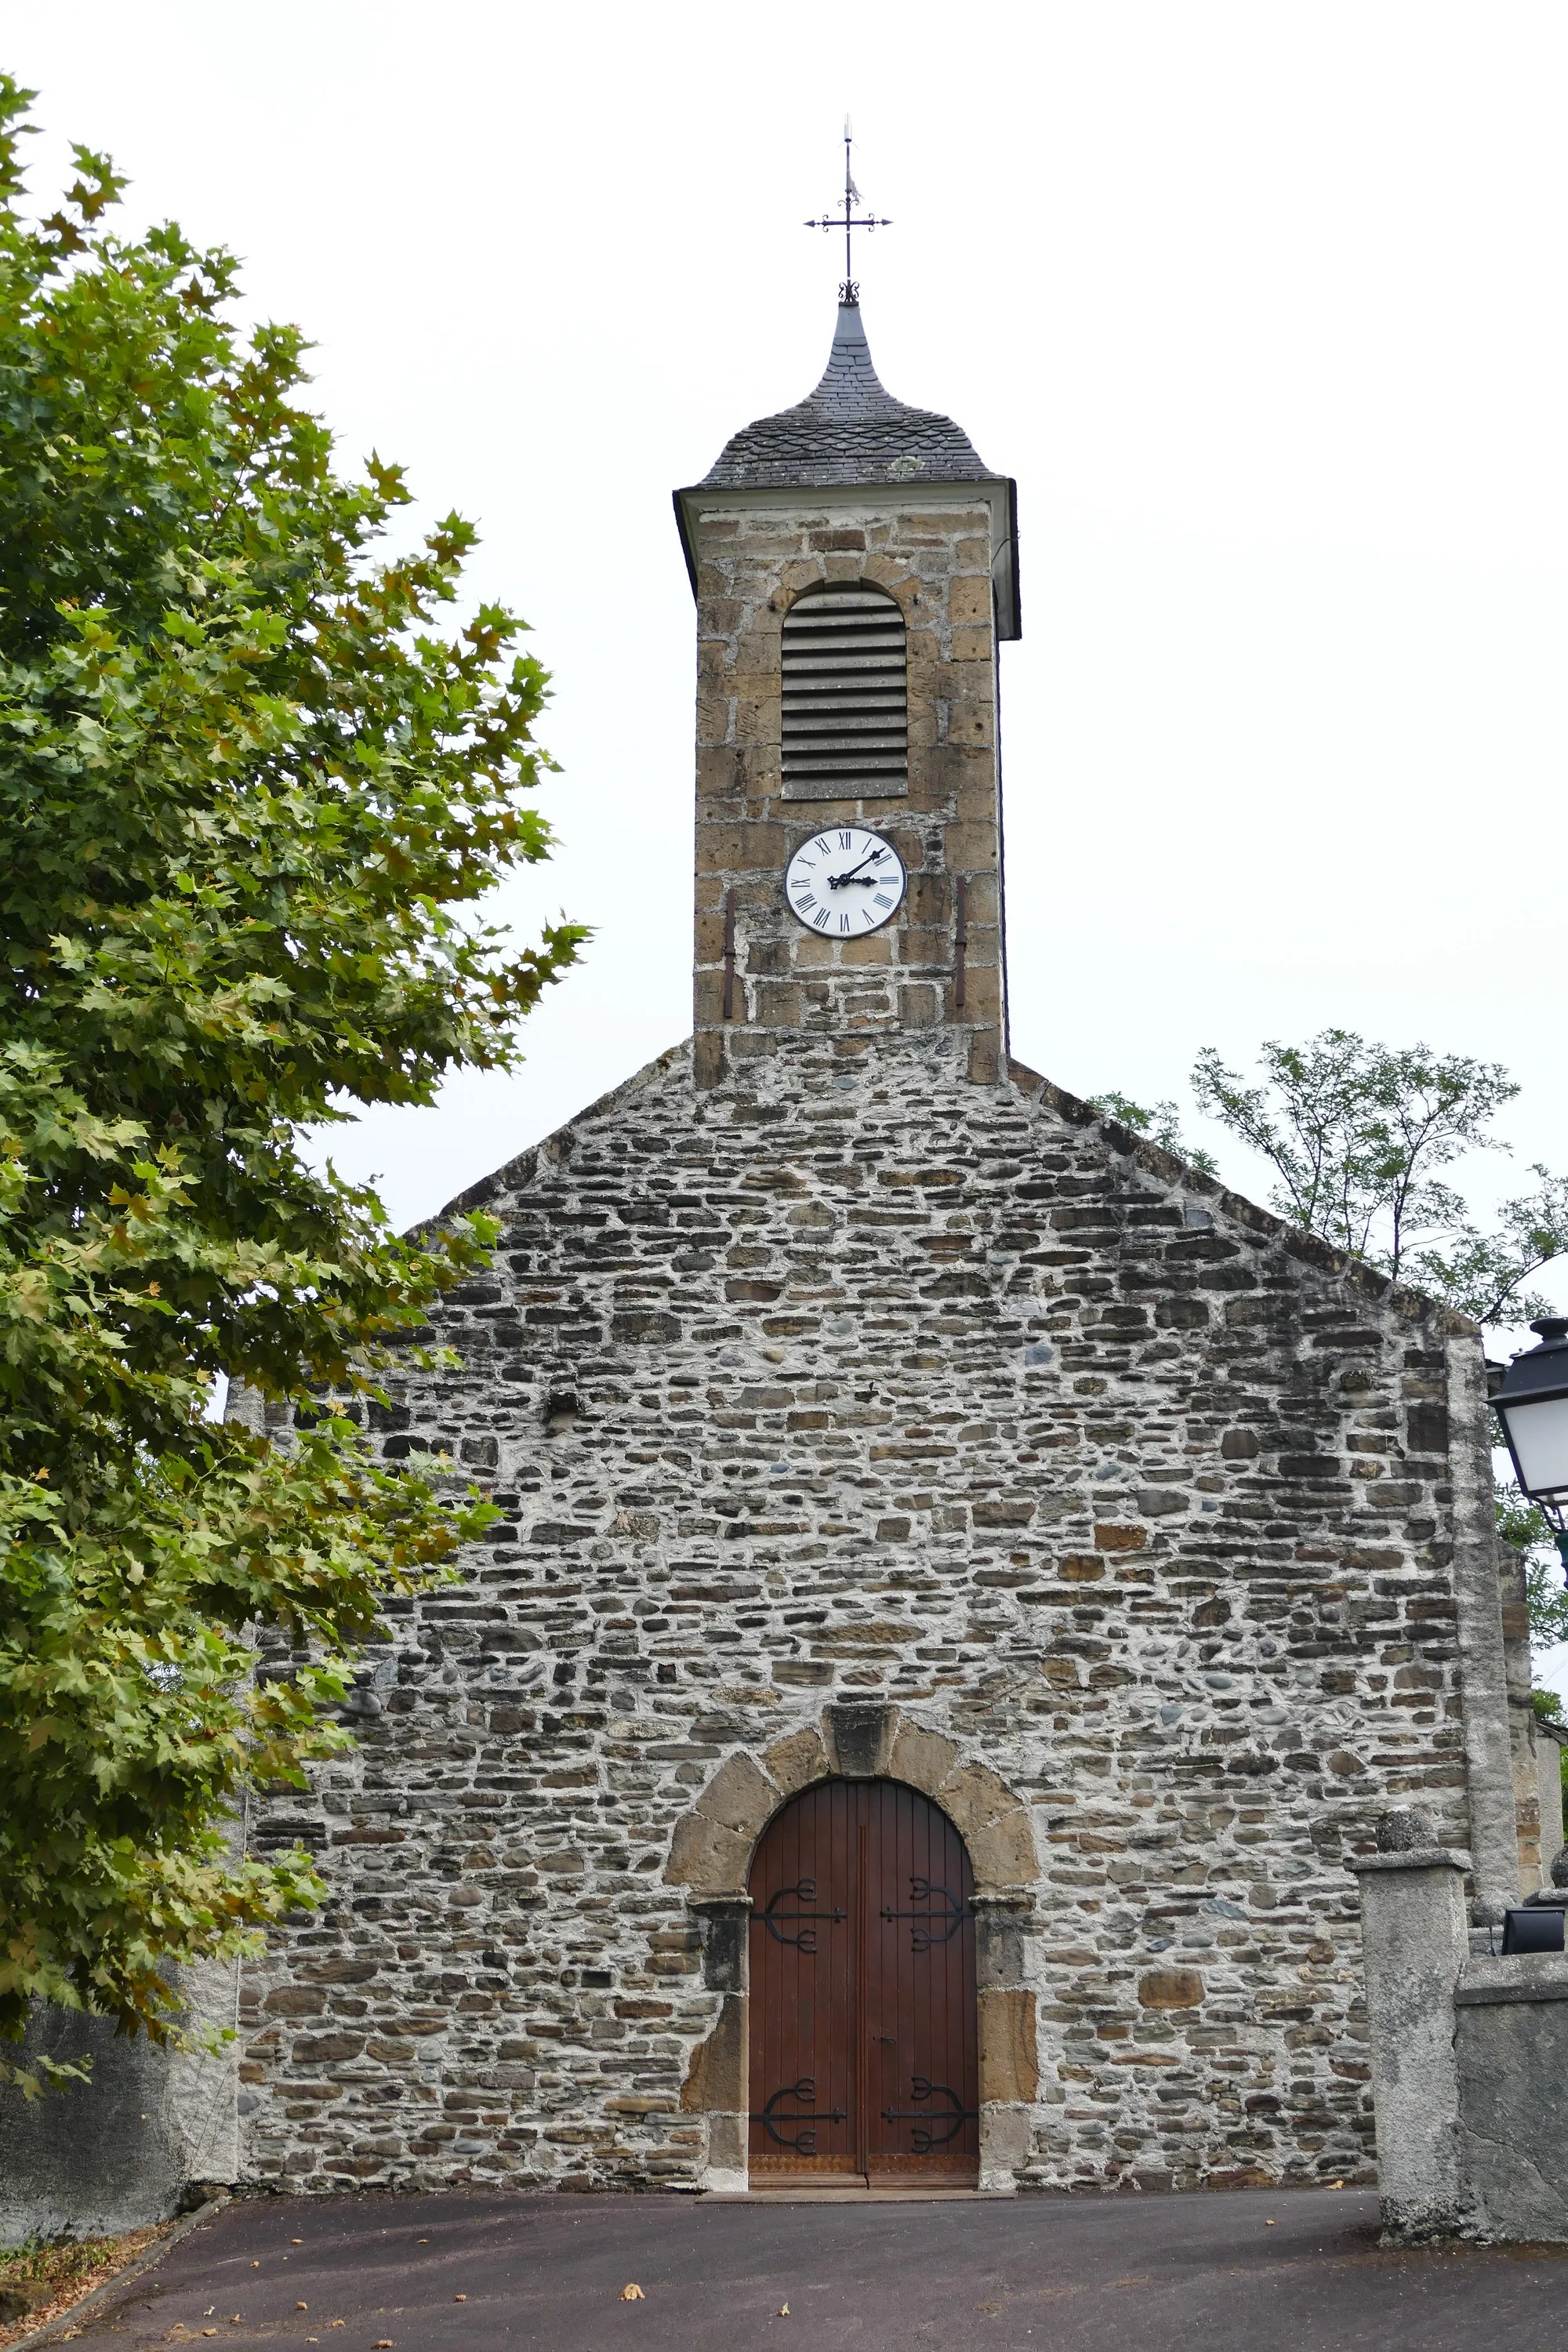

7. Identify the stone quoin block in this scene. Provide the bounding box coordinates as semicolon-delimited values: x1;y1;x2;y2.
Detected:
680;1996;746;2116
978;1989;1040;2106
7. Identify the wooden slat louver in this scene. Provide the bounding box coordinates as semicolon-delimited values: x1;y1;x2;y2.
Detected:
781;584;906;796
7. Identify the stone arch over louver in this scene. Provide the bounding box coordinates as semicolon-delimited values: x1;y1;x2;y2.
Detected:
664;1702;1041;2193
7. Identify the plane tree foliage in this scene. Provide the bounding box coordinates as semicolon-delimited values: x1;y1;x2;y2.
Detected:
0;79;584;2082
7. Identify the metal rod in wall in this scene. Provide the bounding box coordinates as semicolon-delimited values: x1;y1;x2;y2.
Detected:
954;876;967;1012
722;887;737;1022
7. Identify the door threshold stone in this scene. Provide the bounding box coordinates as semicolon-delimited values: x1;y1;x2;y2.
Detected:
708;2185;1000;2201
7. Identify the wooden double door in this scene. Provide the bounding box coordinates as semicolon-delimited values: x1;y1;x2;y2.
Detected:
747;1779;978;2184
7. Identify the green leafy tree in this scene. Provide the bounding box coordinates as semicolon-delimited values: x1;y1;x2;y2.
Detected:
1498;1482;1568;1653
0;80;585;2085
1501;1486;1568;1809
1189;1030;1568;1324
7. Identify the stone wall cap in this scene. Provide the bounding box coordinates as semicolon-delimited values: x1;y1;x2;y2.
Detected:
1348;1847;1473;1874
1457;1954;1568;2005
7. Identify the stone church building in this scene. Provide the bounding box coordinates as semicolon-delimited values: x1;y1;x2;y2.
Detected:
234;296;1535;2202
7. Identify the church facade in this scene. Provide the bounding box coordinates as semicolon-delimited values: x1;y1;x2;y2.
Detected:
237;299;1533;2201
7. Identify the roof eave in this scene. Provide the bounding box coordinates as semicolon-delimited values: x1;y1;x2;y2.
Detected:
671;485;699;601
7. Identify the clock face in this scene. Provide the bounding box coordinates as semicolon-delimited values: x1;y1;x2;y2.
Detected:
785;826;907;938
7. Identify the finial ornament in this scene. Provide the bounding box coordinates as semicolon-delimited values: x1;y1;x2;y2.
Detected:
804;116;891;303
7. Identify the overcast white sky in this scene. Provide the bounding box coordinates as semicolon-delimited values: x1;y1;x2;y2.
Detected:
13;3;1568;1658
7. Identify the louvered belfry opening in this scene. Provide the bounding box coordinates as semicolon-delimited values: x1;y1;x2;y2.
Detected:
780;583;907;797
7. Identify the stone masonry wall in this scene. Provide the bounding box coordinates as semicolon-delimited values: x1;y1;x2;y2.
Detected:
239;1032;1508;2198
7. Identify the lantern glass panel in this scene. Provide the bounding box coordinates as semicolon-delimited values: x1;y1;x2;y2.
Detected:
1502;1392;1568;1499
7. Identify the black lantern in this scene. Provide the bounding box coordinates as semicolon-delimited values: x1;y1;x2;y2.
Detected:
1491;1318;1568;1573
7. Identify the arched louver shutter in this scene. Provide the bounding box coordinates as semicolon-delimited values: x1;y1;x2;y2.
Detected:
780;583;907;796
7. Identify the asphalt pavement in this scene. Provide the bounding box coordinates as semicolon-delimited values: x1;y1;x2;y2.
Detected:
47;2186;1568;2352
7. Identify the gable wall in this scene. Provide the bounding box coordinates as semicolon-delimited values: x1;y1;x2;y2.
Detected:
239;1034;1512;2196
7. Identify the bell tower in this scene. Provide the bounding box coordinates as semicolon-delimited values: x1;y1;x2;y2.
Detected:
674;289;1020;1090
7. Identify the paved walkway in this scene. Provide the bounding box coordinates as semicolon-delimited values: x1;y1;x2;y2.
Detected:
53;2187;1568;2352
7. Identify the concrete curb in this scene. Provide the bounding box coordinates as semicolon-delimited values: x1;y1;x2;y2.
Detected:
9;2195;230;2352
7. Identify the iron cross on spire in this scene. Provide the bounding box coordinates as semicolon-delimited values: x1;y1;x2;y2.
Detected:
804;116;891;303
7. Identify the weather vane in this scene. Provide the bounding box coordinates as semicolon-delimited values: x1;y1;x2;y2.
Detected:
804;116;891;303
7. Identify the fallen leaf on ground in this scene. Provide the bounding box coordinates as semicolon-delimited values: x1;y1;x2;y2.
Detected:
620;2284;644;2301
297;2302;308;2310
374;2339;394;2347
453;2295;466;2303
778;2304;790;2318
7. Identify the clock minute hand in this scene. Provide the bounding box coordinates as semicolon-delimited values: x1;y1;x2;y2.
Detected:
828;848;887;890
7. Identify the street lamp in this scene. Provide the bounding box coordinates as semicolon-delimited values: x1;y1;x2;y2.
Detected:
1491;1318;1568;1574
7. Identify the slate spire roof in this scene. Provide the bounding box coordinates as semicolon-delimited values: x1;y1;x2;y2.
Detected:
699;299;994;490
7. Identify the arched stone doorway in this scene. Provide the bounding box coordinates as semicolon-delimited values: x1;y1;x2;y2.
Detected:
666;1701;1040;2194
749;1778;978;2186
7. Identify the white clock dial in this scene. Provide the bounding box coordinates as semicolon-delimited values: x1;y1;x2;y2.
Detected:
785;826;906;938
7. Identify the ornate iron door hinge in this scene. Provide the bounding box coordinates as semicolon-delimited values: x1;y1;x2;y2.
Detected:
758;1876;848;1952
880;2075;974;2153
880;1876;971;1950
751;2077;848;2153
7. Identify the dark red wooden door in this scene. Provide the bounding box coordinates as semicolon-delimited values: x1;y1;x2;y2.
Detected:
747;1780;978;2183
